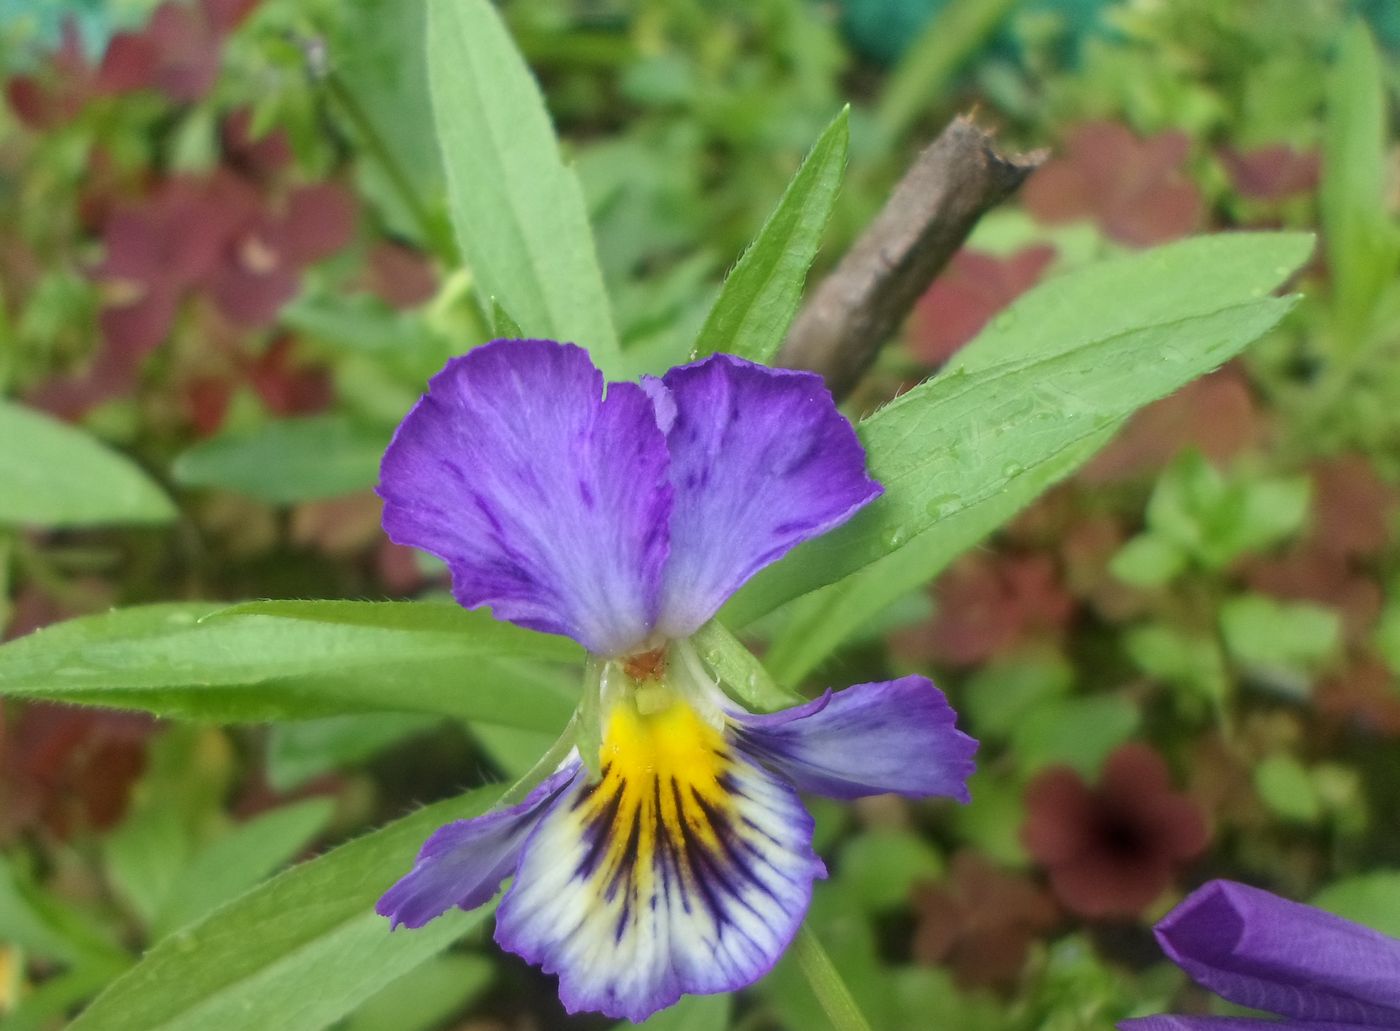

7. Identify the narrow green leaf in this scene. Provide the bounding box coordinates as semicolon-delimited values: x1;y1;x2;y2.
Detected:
171;416;387;503
950;232;1315;374
70;789;497;1031
728;298;1294;627
267;714;443;791
154;799;337;937
0;853;127;966
427;0;619;371
874;0;1018;146
0;601;579;729
1313;871;1400;937
489;299;524;339
691;108;850;363
344;954;495;1031
0;399;174;527
1322;21;1399;335
614;993;733;1031
791;924;876;1031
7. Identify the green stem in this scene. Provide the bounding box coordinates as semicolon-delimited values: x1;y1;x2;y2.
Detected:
792;925;875;1031
320;70;456;261
496;713;578;807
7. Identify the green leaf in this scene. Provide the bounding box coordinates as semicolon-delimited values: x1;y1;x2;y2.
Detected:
1253;754;1323;825
105;727;236;927
729;297;1293;628
691;107;849;364
171;416;388;503
726;234;1311;629
266;714;443;792
70;789;497;1031
1313;871;1400;937
614;993;733;1031
1146;453;1310;569
1125;623;1229;703
0;399;175;527
344;954;494;1031
427;0;619;372
1009;695;1141;778
1110;534;1188;588
837;829;943;913
1220;594;1341;687
1322;20;1400;335
951;771;1026;866
962;654;1074;739
0;601;579;729
154;799;337;937
950;233;1315;374
489;298;524;339
874;0;1020;146
0;854;126;966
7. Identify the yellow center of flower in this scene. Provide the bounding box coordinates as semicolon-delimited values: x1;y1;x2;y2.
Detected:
571;691;737;914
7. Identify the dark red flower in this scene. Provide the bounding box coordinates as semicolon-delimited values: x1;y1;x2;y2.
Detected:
912;851;1059;989
910;246;1056;365
1316;657;1400;737
5;20;98;130
98;0;242;103
894;552;1074;666
364;242;439;309
0;701;154;843
205;181;357;327
1023;122;1204;247
1220;144;1321;202
1307;454;1398;560
1022;743;1210;919
247;335;333;416
220;108;293;182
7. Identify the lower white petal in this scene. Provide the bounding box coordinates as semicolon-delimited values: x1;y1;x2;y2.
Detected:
494;696;824;1022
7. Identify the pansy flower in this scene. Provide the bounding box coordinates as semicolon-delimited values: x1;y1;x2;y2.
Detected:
1122;878;1400;1030
375;339;977;1021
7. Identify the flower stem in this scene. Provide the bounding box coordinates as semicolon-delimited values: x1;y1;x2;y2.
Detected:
496;713;578;807
792;925;875;1031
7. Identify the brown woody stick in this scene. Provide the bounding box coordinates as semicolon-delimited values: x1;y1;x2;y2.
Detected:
776;115;1046;399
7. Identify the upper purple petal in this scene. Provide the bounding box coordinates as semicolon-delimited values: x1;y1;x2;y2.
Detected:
653;355;881;639
733;676;977;802
378;339;672;656
1155;880;1400;1027
376;763;580;929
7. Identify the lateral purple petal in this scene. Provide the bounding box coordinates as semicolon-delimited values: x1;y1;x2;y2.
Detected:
734;676;977;801
378;339;672;656
376;764;580;930
1156;880;1400;1027
653;355;880;639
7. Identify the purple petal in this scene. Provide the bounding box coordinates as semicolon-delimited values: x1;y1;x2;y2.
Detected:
379;340;673;656
376;764;580;929
734;676;977;801
653;355;880;639
495;703;825;1022
1121;1020;1369;1030
1156;880;1400;1027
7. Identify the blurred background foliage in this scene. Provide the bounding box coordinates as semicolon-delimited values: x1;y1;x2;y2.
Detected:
1;0;1399;1028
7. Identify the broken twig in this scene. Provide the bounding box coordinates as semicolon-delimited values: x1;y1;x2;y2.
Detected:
777;116;1046;399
